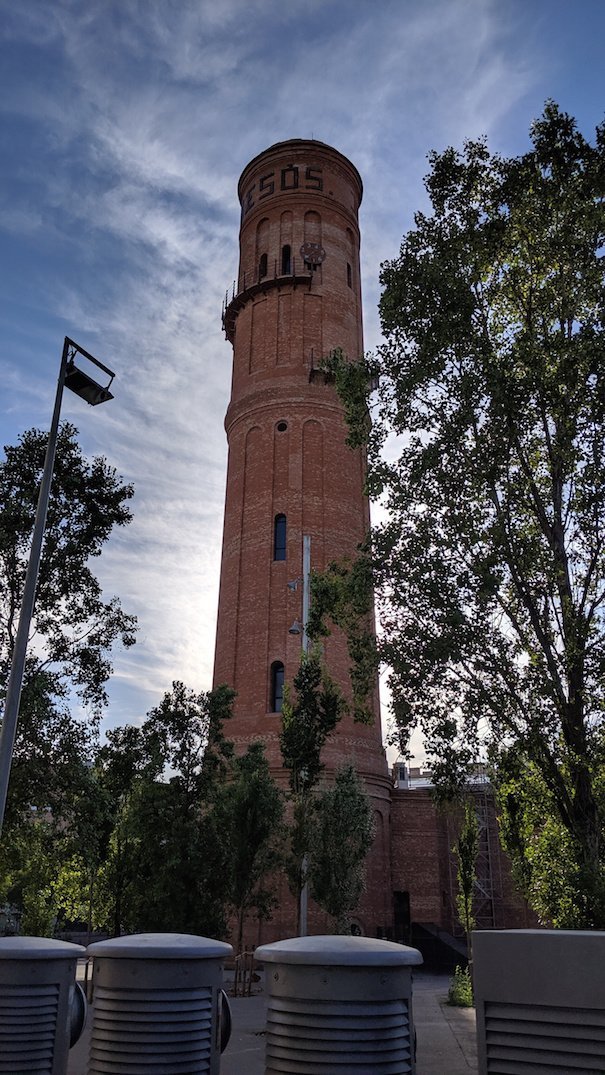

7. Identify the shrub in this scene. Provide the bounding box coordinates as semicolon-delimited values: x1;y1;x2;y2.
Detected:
447;964;474;1007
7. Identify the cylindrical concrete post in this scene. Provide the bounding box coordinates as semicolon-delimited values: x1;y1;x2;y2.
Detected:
0;936;85;1075
255;935;423;1074
86;933;232;1075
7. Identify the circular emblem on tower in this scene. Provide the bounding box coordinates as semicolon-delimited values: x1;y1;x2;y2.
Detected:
299;241;326;265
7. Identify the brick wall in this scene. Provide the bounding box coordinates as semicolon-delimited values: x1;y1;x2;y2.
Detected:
390;786;539;935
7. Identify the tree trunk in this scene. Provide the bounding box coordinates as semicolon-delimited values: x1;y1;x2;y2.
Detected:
237;906;245;958
86;869;94;943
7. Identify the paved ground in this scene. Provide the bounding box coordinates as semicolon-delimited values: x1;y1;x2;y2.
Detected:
68;967;478;1074
414;972;478;1074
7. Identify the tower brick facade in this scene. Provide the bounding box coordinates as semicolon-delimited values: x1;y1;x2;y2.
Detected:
214;139;392;941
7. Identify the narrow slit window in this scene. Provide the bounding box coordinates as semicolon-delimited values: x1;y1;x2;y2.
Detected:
271;661;285;713
274;513;287;560
347;262;352;288
259;252;268;279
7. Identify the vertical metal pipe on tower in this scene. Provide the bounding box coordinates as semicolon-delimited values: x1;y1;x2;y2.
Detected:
302;534;311;655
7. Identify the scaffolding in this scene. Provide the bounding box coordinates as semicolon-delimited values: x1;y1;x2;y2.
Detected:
447;779;504;935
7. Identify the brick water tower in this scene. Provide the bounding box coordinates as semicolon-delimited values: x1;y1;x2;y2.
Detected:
214;139;392;939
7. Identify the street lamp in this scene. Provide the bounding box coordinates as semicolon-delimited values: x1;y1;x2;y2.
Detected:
289;535;312;937
0;337;116;837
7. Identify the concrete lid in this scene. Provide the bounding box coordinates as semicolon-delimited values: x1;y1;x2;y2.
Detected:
87;933;233;960
0;937;86;959
255;935;423;967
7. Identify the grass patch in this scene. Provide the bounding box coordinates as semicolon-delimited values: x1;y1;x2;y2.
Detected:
447;964;474;1007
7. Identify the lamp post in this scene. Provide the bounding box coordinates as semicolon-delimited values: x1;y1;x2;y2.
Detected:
288;535;312;936
0;337;115;838
299;534;312;934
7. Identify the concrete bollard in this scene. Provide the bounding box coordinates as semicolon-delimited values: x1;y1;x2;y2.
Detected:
86;932;232;1075
255;935;423;1074
0;936;86;1075
473;928;605;1074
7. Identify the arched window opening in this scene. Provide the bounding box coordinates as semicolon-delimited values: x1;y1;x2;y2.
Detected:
259;252;268;279
271;661;285;713
304;210;321;243
281;244;291;275
274;513;287;560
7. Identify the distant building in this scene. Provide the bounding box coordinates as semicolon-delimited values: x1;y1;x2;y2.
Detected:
214;140;534;951
389;762;536;948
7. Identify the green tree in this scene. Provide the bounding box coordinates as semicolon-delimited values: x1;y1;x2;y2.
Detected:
280;652;343;795
280;651;344;930
1;671;97;831
51;724;146;938
307;553;379;725
453;800;479;962
0;673;108;935
0;820;57;936
323;103;605;926
13;822;58;937
108;683;235;938
308;765;373;933
223;741;284;955
0;423;136;708
496;744;605;928
0;423;136;843
54;854;91;929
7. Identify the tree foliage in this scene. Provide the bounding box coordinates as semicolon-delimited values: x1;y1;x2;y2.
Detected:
79;723;147;937
453;800;479;956
0;423;136;844
0;423;137;919
101;682;235;938
280;651;345;926
280;651;344;796
0;676;109;933
307;556;379;724
100;686;287;944
308;765;373;933
1;676;288;945
0;423;136;709
496;742;605;928
1;670;97;830
322;103;605;926
223;741;285;954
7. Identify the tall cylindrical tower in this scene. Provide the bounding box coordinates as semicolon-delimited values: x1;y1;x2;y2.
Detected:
214;140;391;938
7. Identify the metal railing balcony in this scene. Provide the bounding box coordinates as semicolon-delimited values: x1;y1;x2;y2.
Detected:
221;257;319;342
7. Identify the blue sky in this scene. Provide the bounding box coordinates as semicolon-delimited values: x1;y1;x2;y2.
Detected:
1;0;604;742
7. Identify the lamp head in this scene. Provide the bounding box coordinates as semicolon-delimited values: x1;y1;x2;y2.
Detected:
63;338;115;406
65;362;114;405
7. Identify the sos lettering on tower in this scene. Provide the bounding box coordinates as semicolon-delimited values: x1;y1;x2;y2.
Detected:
240;165;323;218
